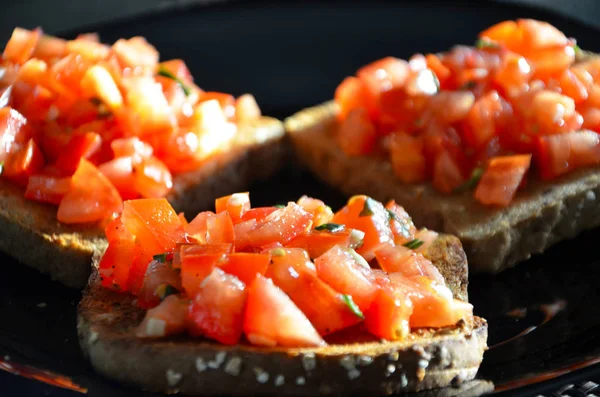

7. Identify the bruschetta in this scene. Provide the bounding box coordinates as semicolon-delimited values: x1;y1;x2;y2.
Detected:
77;192;488;395
285;19;600;273
0;28;286;287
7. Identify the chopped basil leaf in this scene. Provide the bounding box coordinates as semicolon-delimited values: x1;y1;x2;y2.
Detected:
274;204;285;209
153;253;167;263
315;223;345;233
342;294;365;319
155;283;180;301
157;67;191;96
359;197;376;217
386;209;400;223
574;44;581;54
453;167;484;193
433;73;441;92
475;38;500;49
0;162;4;176
460;80;477;90
403;239;424;250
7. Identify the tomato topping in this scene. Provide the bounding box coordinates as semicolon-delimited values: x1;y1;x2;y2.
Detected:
24;174;70;204
188;268;247;345
474;154;531;206
0;29;263;223
536;131;600;180
332;19;596;206
244;275;325;347
97;192;474;347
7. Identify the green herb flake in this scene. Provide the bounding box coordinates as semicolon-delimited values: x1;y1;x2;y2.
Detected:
274;204;285;209
342;294;365;319
460;80;477;90
453;167;484;193
387;209;412;238
157;67;191;96
403;239;424;250
153;253;167;263
475;38;500;50
433;73;441;92
359;197;376;217
0;162;4;176
315;223;345;233
574;44;581;54
155;283;180;301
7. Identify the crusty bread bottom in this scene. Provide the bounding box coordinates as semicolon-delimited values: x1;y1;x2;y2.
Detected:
285;102;600;273
0;117;286;288
77;236;487;396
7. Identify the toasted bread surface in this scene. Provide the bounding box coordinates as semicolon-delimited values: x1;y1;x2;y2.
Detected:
77;235;487;396
285;102;600;273
0;117;286;288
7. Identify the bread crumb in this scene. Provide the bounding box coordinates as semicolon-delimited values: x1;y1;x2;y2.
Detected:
208;351;226;369
195;358;207;373
166;369;182;387
88;331;99;344
224;357;242;376
357;355;373;366
339;355;356;371
348;369;361;380
296;376;306;385
274;374;285;387
301;352;316;371
37;302;47;308
3;355;10;361
385;364;396;377
253;367;269;384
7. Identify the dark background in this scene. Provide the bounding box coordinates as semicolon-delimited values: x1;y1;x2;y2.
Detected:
1;1;600;397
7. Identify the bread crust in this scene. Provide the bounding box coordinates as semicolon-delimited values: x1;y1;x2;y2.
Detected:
77;235;487;396
0;117;286;288
285;102;600;273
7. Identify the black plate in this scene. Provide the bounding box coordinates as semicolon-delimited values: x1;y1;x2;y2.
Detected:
2;1;600;396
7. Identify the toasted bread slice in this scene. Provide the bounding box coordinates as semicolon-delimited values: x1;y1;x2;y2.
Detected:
0;117;286;288
77;235;488;396
285;102;600;273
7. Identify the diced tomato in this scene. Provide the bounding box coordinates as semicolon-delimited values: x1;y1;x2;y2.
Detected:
136;295;188;338
97;157;138;200
364;285;413;340
235;94;261;122
138;257;182;309
332;195;394;261
188;268;247;345
185;211;215;243
285;229;354;259
32;34;67;61
388;133;427;184
536;131;600;180
243;202;312;248
104;215;132;243
218;252;270;285
463;91;512;150
267;248;363;335
57;159;122;223
334;76;369;120
474;154;531;206
120;198;184;253
389;274;472;328
239;207;278;223
205;211;235;245
24;174;70;204
55;132;102;174
413;228;439;254
215;192;250;223
3;138;45;185
518;19;569;51
296;195;334;227
126;248;155;295
113;37;158;69
357;57;410;118
132;156;172;198
66;38;111;62
159;59;193;83
124;76;175;135
178;212;188;226
493;52;532;96
385;200;416;245
432;149;465;194
98;236;138;291
80;65;123;110
198;92;236;120
336;108;377;156
244;275;325;347
374;242;445;286
232;218;257;251
180;243;232;296
0;107;29;163
559;69;589;103
426;54;451;87
314;245;378;311
3;28;41;64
